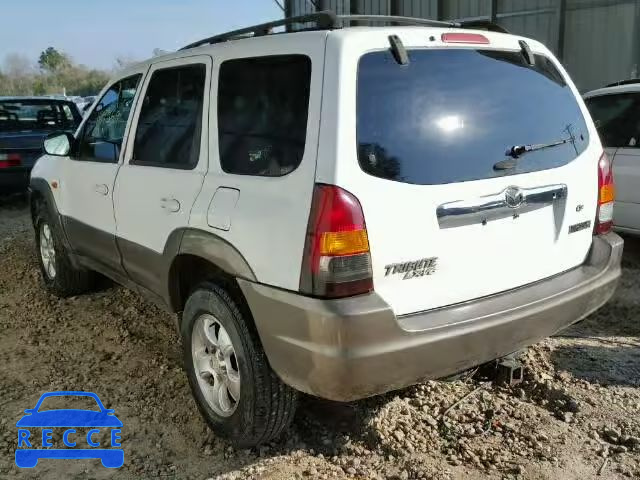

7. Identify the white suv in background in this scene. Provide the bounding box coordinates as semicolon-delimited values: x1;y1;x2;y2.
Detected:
29;12;622;447
584;80;640;234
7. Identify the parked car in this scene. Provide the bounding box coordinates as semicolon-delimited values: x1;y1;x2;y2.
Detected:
0;97;82;193
584;80;640;234
28;11;622;447
72;96;98;116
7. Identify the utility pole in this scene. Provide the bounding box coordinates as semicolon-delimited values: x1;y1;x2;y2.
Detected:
556;0;567;61
633;0;640;78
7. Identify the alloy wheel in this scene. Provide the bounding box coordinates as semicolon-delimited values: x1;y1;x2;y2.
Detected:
39;223;56;280
191;314;241;417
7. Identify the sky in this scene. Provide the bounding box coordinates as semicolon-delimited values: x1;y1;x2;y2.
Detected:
0;0;283;70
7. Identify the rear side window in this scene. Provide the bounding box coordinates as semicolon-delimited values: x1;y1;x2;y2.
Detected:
585;93;640;148
132;64;206;169
217;55;311;177
357;49;589;185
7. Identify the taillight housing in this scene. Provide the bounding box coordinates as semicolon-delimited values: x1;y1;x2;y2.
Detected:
0;153;21;168
595;151;615;235
300;184;373;298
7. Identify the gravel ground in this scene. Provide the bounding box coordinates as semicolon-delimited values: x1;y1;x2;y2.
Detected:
0;194;639;479
0;193;31;242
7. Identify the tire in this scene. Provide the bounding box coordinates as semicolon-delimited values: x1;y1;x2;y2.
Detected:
34;200;94;297
182;282;297;447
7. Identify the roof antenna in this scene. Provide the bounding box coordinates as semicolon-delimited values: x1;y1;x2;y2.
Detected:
388;35;409;65
519;40;535;66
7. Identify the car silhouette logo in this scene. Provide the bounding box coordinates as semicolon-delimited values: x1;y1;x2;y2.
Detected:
15;391;123;468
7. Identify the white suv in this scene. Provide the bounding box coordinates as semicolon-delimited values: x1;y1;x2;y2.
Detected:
29;12;622;447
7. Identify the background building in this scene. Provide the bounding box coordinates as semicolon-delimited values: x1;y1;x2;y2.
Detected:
285;0;640;92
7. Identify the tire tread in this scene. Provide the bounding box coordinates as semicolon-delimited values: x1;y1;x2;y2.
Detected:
183;282;297;447
34;200;93;297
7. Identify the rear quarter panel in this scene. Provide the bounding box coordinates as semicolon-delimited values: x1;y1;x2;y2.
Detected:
611;148;640;230
188;33;328;290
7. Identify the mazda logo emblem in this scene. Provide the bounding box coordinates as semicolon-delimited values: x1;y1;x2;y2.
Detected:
505;186;524;209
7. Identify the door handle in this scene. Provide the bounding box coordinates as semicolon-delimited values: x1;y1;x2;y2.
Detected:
94;184;109;196
160;197;181;213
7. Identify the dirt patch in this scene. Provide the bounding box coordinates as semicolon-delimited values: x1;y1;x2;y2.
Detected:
0;193;30;243
0;204;639;479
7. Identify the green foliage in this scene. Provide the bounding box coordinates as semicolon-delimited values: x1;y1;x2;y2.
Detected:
1;48;110;97
38;47;70;72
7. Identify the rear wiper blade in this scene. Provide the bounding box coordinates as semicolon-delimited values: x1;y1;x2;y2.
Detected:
507;138;570;158
494;138;570;170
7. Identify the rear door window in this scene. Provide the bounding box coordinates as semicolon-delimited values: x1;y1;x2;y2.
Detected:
585;93;640;148
357;49;589;185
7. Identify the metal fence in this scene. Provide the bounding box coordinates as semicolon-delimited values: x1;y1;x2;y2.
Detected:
285;0;640;91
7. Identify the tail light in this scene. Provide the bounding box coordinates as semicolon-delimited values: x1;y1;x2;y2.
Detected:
0;153;21;168
595;151;615;235
300;184;373;298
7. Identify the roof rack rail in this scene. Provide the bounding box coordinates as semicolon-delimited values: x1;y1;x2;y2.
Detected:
458;19;509;34
180;11;340;50
180;10;509;50
605;78;640;88
339;14;459;28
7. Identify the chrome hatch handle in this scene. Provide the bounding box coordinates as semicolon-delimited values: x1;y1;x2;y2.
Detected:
436;184;568;229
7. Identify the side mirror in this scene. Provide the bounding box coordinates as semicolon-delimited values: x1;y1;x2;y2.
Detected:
23;409;34;414
105;409;115;415
43;132;74;157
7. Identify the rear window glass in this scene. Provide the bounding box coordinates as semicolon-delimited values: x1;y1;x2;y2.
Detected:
585;93;640;148
357;49;589;185
0;100;81;132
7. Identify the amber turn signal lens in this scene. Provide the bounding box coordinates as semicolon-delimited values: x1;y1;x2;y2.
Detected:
319;229;369;256
599;184;615;204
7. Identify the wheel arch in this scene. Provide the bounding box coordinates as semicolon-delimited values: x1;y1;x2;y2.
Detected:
29;178;55;220
29;177;71;250
165;229;257;317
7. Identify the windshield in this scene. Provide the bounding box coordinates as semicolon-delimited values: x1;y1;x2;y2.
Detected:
357;49;589;185
37;395;101;412
0;99;81;133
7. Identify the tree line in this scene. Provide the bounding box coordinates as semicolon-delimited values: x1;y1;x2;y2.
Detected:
0;47;115;97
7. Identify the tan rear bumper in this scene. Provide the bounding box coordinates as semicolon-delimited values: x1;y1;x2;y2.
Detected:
239;233;623;402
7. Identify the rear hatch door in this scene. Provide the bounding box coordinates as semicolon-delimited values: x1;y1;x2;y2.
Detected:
328;30;600;316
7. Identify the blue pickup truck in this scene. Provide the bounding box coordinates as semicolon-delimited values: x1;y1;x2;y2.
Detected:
0;97;82;193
